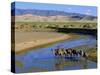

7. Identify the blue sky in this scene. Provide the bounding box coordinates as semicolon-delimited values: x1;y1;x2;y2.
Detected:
14;2;97;16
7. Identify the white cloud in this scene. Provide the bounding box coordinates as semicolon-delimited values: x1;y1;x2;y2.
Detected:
85;9;92;15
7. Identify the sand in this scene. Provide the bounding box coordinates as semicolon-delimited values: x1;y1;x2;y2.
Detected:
14;32;71;53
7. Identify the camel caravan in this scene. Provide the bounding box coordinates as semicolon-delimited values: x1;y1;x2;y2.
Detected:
52;48;88;58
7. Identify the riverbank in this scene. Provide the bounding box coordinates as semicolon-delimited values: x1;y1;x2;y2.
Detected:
14;32;75;54
86;48;97;62
71;46;97;62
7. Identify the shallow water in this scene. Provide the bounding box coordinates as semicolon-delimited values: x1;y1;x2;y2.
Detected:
15;34;97;73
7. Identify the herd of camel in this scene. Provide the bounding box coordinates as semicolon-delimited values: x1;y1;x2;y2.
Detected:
52;48;88;58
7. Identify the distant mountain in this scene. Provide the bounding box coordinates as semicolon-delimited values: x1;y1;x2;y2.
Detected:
11;8;88;16
11;8;97;22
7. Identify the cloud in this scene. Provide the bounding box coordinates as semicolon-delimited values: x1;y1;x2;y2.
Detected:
85;9;92;15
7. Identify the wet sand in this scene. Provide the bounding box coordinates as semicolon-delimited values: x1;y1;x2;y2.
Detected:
15;32;71;53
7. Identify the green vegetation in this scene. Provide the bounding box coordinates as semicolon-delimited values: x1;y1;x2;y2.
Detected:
15;22;97;31
86;48;97;62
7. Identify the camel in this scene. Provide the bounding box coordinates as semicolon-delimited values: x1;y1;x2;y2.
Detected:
53;48;87;58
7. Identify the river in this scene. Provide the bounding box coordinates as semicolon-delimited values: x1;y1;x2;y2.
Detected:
15;33;97;73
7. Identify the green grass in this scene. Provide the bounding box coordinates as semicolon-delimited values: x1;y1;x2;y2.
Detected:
86;48;97;62
15;22;97;30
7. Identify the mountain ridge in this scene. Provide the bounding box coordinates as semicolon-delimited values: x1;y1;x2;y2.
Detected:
11;8;97;22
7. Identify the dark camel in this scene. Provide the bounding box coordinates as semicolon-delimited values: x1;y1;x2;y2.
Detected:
53;48;87;57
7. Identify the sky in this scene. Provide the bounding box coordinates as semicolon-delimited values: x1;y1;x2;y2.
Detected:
13;2;97;16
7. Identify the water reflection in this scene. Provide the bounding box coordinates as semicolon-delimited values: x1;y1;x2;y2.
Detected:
54;57;88;70
15;54;96;73
15;34;97;73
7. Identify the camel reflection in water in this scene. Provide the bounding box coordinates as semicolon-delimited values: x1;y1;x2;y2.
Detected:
54;55;88;70
52;48;88;70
